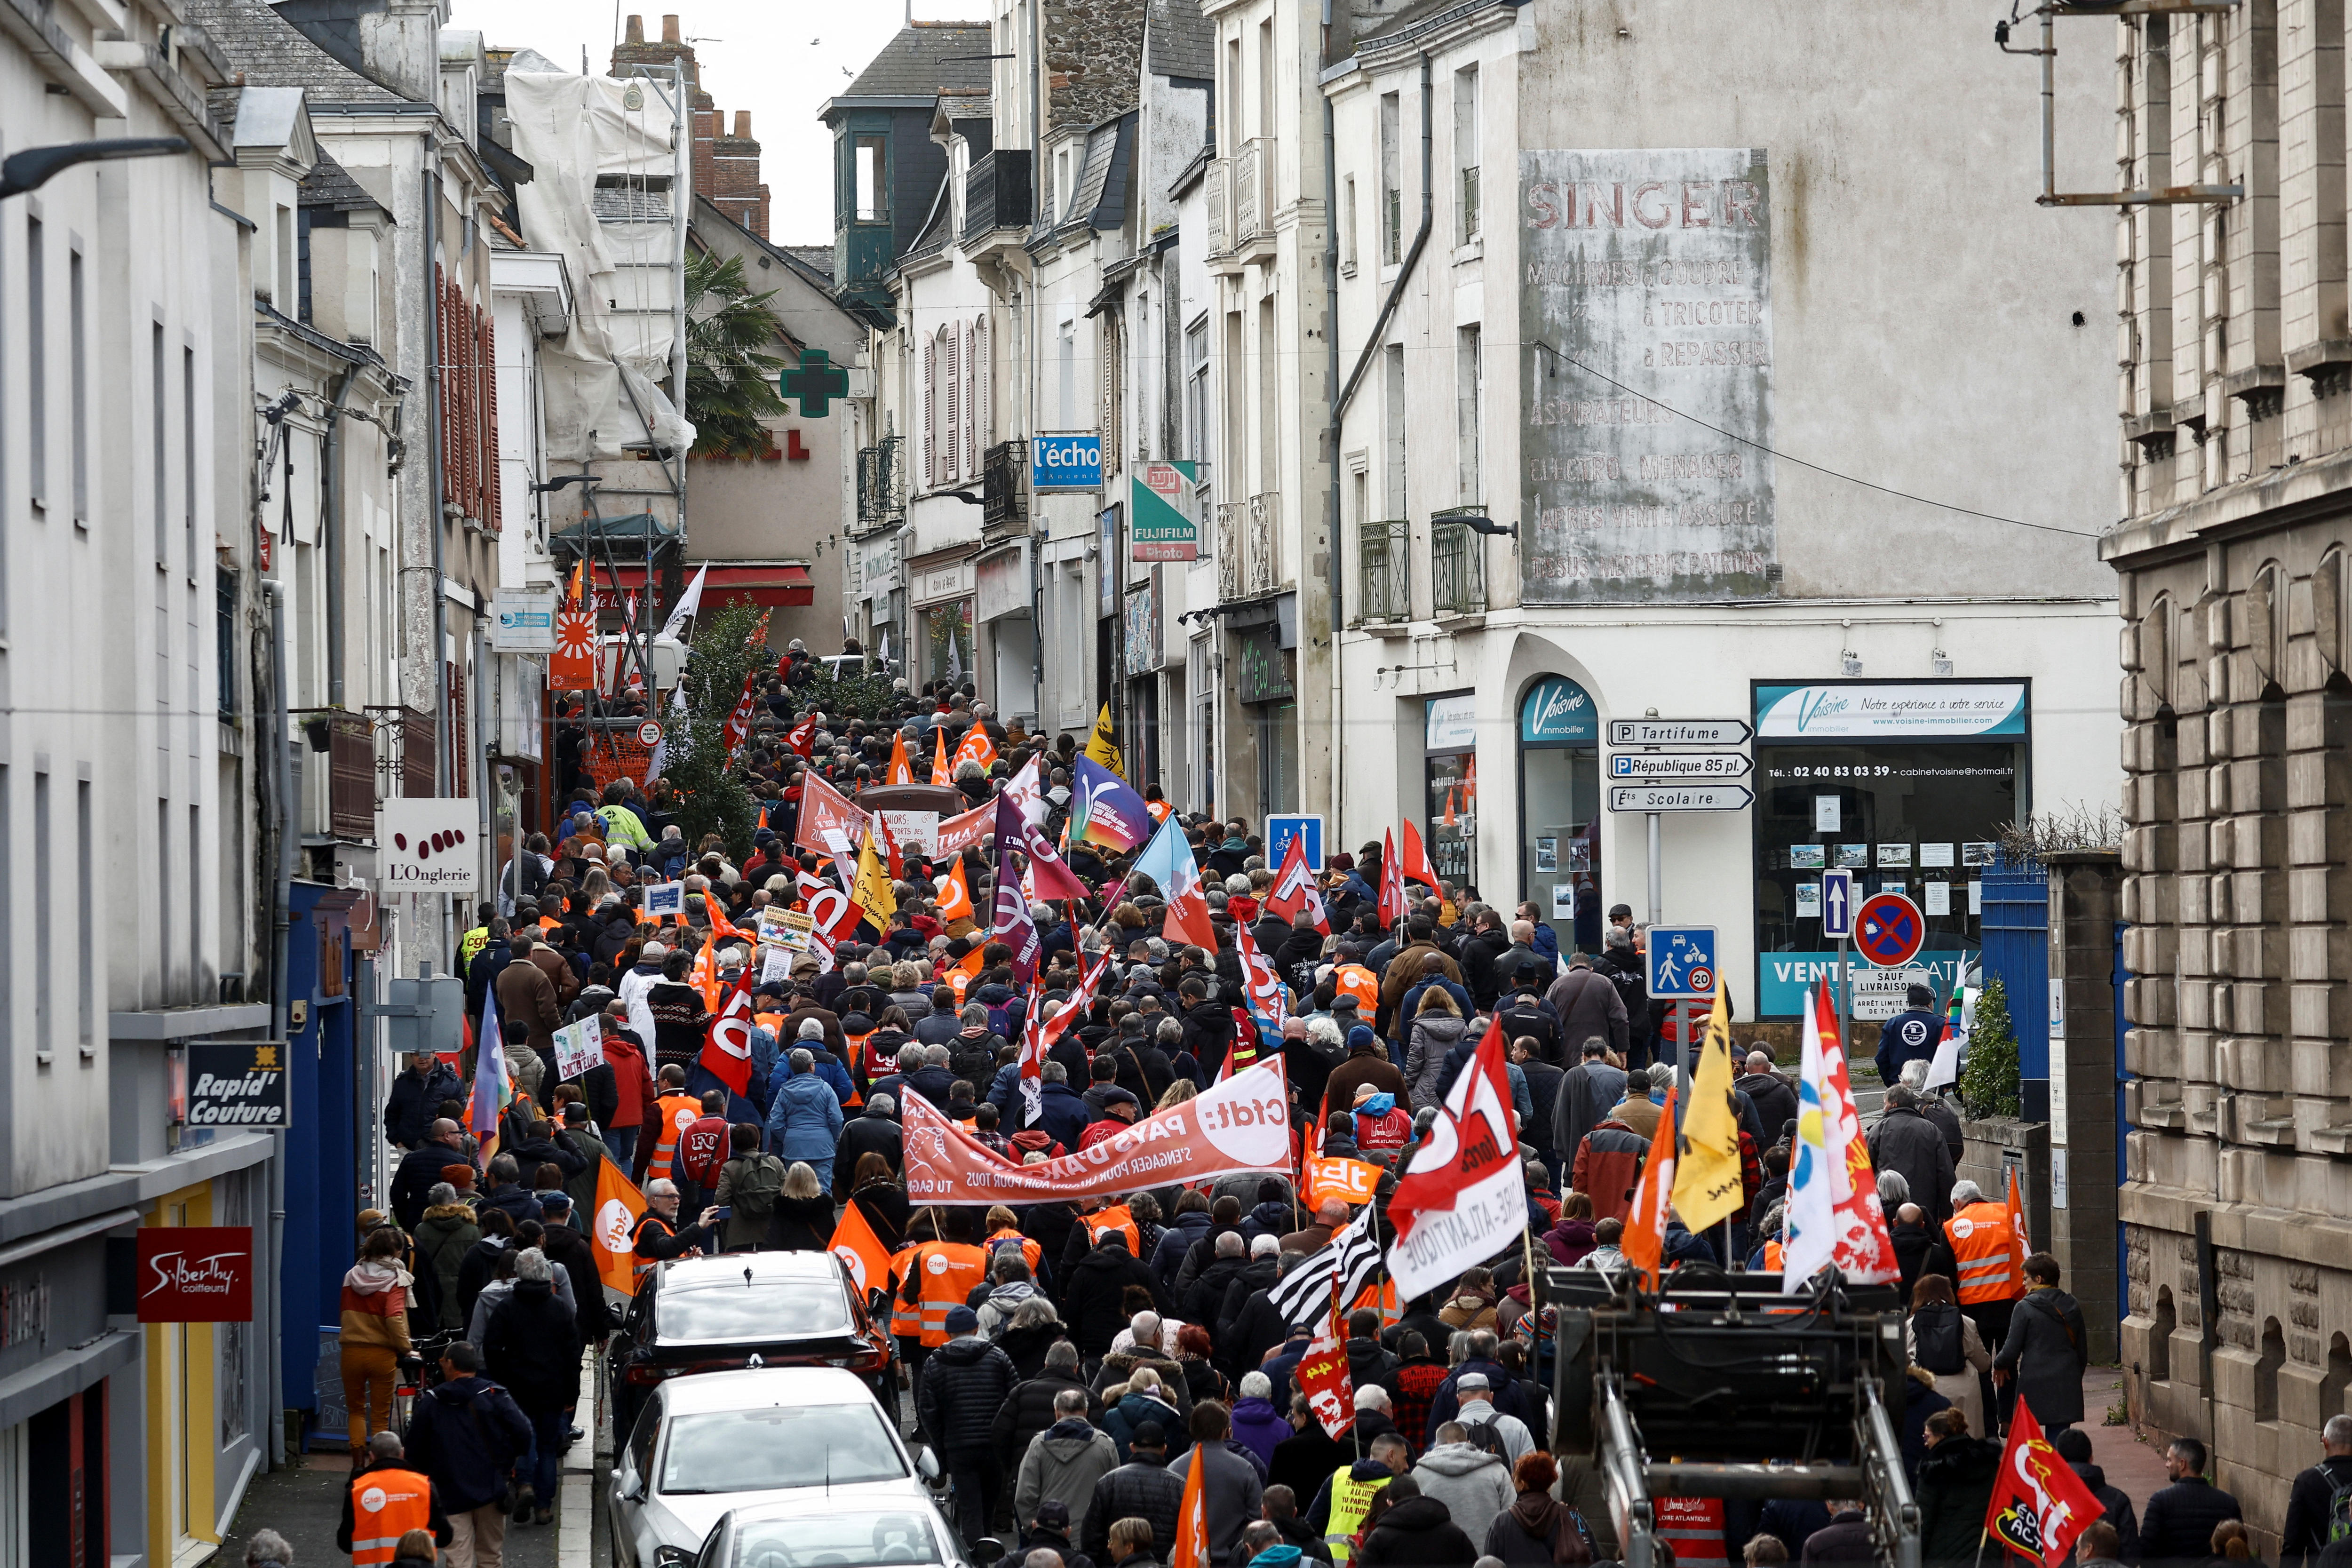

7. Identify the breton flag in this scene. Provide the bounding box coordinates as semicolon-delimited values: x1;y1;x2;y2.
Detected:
1265;831;1330;934
1265;1216;1383;1329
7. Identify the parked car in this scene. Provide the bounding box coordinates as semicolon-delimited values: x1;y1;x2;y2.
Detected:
687;1494;982;1568
611;1251;892;1433
611;1367;944;1568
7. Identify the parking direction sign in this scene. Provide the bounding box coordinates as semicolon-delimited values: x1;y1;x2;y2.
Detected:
1820;868;1854;940
1607;752;1753;781
1855;891;1927;968
1647;925;1719;1000
1606;718;1754;748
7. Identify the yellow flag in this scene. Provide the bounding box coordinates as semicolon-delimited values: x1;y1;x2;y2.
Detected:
1083;703;1123;776
1669;985;1746;1234
851;821;898;931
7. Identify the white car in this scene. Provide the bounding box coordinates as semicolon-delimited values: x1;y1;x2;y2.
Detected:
688;1494;981;1568
611;1367;942;1568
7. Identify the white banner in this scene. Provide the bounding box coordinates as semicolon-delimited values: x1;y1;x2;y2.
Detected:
552;1017;603;1082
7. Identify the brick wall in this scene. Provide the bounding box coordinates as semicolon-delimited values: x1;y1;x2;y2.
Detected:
611;15;769;238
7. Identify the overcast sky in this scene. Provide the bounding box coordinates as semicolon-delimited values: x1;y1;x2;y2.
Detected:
454;0;987;248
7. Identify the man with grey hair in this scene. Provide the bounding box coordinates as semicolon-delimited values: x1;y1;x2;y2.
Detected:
244;1529;299;1567
837;1089;904;1190
333;1430;450;1562
765;1045;845;1187
1867;1081;1956;1224
1014;1385;1120;1535
2280;1414;2352;1568
1899;1057;1966;1163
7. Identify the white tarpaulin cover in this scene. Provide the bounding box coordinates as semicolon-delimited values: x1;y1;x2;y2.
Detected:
503;64;695;459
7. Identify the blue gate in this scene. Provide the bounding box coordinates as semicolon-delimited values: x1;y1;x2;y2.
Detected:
1978;850;2050;1122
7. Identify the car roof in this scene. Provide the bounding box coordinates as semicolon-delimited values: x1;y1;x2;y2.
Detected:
719;1491;948;1529
656;1366;882;1417
657;1250;850;1292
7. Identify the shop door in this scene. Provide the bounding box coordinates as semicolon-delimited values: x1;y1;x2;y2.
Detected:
1517;678;1603;946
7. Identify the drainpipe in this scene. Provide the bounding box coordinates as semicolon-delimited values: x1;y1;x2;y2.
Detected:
322;369;356;707
1334;52;1432;420
1322;12;1345;841
424;171;451;803
265;577;295;1468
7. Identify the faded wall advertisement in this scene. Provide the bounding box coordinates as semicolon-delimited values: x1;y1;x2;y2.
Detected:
1519;149;1774;602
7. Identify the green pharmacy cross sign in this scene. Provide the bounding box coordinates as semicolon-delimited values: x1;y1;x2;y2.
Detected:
780;349;850;416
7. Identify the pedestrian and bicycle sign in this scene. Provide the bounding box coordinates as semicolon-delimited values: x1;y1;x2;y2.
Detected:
1855;891;1927;968
1607;752;1753;781
1607;784;1754;812
1646;926;1718;999
1820;868;1854;940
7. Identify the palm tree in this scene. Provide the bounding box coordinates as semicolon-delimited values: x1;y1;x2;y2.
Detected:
683;248;790;458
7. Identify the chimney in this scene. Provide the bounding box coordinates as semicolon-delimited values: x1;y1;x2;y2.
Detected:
661;14;680;43
734;110;751;138
624;13;644;42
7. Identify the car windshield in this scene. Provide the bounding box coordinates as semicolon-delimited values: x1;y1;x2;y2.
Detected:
660;1405;907;1494
657;1277;853;1345
729;1511;945;1568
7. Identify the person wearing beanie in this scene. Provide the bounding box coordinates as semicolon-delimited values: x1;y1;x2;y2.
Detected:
1082;1420;1188;1564
918;1303;1018;1551
1322;1023;1409;1123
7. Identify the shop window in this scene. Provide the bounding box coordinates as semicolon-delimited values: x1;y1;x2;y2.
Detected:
1751;680;2028;1017
1424;694;1478;890
1516;678;1600;945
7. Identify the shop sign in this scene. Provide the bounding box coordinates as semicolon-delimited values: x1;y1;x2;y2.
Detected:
976;543;1029;622
185;1041;291;1129
136;1226;254;1323
914;559;975;606
1032;431;1104;491
1130;462;1200;560
1237;626;1293;704
1426;695;1478;751
1758;952;1966;1018
1521;677;1598;743
1755;681;2028;740
861;535;901;599
376;799;481;891
489;588;558;652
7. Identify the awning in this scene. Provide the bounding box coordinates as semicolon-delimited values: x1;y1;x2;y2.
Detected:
588;561;813;608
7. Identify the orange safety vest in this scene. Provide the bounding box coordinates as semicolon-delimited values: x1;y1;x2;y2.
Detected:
1944;1202;2024;1305
348;1466;435;1567
632;1211;679;1281
646;1093;702;1184
1081;1205;1142;1257
985;1227;1042;1276
889;1248;924;1340
1762;1240;1784;1271
905;1241;989;1346
1334;965;1379;1013
842;1032;871;1107
754;1010;789;1041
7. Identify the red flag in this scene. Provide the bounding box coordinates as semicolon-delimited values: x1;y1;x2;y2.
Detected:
1984;1399;2106;1568
785;714;817;758
1376;829;1407;927
1384;1018;1523;1300
1399;818;1438;889
698;965;758;1096
953;726;998;772
1017;814;1091;902
1294;1334;1357;1438
720;669;760;752
1266;832;1330;934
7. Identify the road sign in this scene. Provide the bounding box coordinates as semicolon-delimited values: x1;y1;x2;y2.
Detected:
1607;751;1753;781
637;720;663;747
1607;784;1754;813
1266;813;1324;871
1855;891;1927;968
1607;718;1754;747
1820;868;1854;940
1647;926;1718;999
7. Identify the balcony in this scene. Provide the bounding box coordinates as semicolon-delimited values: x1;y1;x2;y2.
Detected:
370;705;437;799
963;150;1032;251
1205;157;1230;256
1460;165;1481;244
1234;138;1277;258
1216;499;1247;601
856;437;906;533
1430;510;1488;618
982;439;1028;535
1217;494;1282;602
326;713;376;839
1359;519;1408;625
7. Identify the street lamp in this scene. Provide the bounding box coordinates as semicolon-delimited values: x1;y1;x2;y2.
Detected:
0;136;190;199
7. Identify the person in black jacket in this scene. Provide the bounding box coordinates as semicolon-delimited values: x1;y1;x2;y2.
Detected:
390;1121;476;1230
992;1339;1104;1457
483;1249;581;1526
1354;1476;1478;1567
401;1341;534;1560
532;1194;614;1344
2139;1438;2243;1568
385;1055;463;1150
2050;1428;2143;1568
2282;1417;2352;1568
1081;1422;1188;1562
336;1432;453;1558
1219;1249;1305;1382
1065;1232;1168;1359
919;1305;1019;1549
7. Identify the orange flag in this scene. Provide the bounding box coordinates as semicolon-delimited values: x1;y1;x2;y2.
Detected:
1170;1444;1211;1568
588;1155;649;1295
935;858;975;923
953;725;998;772
1442;788;1457;827
756;805;769;831
1621;1085;1680;1290
691;928;720;1011
930;728;952;786
827;1197;895;1300
945;943;986;1002
887;731;914;785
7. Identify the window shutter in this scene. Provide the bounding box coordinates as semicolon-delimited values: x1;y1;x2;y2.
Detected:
923;335;937;486
944;327;960;481
973;319;989;454
480;309;501;530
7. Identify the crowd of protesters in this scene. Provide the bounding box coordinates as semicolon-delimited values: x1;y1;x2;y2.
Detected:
315;669;2352;1568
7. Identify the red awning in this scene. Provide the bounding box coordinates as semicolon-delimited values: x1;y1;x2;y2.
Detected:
589;562;813;608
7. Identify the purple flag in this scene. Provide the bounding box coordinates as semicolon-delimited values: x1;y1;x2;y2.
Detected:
991;794;1041;981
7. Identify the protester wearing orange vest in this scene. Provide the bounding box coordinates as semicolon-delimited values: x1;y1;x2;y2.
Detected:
640;1065;701;1186
1942;1178;2026;1350
632;1178;715;1281
337;1432;450;1568
1333;963;1380;1016
1076;1198;1142;1257
894;1209;991;1425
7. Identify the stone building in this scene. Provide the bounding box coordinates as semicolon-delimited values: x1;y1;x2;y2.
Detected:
2102;0;2352;1545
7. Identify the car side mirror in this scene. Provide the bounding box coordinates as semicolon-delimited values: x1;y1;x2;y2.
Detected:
915;1448;942;1484
619;1471;645;1503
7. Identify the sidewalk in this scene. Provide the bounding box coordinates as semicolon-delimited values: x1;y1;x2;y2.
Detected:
214;1442;564;1568
2080;1363;2171;1511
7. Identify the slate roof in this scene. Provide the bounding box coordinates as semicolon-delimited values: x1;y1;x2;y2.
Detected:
300;147;384;216
841;22;991;101
592;187;674;222
183;0;409;105
784;247;834;282
1146;0;1214;81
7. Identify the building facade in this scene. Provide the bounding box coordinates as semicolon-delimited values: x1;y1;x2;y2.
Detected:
1320;0;2122;1027
2102;0;2352;1544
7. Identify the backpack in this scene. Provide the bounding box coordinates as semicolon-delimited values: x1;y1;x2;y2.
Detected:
1460;1414;1513;1460
1912;1300;1966;1375
725;1154;787;1224
985;1000;1015;1038
2320;1466;2352;1544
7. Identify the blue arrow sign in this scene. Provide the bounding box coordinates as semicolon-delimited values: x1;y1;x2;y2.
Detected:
1821;869;1853;940
1646;925;1719;1000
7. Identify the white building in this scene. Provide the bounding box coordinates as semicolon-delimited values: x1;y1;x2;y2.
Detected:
1319;0;2124;1024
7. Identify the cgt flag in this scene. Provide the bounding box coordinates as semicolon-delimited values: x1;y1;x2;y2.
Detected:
1984;1399;2106;1568
1385;1018;1522;1301
697;963;758;1097
589;1157;651;1295
1266;831;1330;934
